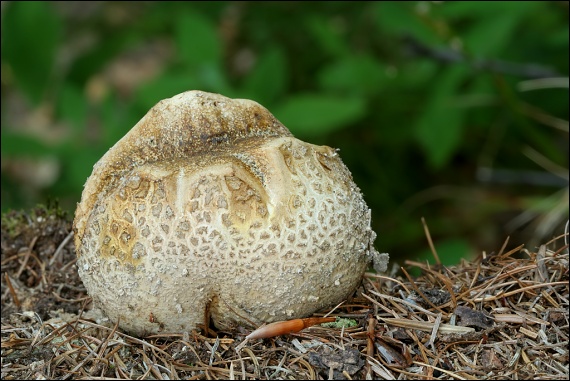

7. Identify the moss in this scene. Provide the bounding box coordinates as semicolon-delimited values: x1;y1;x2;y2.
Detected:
1;201;68;239
321;317;358;329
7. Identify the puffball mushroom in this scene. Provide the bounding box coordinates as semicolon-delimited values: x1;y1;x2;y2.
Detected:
74;90;388;336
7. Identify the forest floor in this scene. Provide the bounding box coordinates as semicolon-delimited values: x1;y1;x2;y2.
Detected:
1;206;568;380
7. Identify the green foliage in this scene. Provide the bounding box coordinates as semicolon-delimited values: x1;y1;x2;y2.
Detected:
58;84;88;132
407;238;473;277
417;238;473;268
176;11;222;69
242;47;288;105
321;318;358;329
305;15;350;58
414;66;467;169
273;94;366;137
1;201;68;239
441;2;543;56
2;2;62;105
374;2;442;45
318;55;389;96
0;131;53;157
1;2;568;264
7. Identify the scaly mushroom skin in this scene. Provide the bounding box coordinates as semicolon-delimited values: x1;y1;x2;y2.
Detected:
74;90;386;336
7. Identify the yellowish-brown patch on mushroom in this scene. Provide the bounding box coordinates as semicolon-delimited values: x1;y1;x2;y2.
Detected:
74;90;388;335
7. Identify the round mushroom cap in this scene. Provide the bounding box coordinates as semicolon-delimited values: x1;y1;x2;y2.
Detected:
74;90;387;335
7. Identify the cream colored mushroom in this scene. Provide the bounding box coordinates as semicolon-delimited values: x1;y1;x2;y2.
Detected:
74;90;388;336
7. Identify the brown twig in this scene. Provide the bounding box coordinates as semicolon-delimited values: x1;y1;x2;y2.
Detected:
4;272;21;308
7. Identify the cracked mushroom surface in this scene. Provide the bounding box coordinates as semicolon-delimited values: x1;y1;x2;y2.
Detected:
74;90;388;336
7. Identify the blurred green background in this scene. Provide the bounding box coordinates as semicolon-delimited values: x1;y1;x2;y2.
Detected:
1;1;568;265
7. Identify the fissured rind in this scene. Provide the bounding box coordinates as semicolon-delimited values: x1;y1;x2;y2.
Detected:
74;91;387;335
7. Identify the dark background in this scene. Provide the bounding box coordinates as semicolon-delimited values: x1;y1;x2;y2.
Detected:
1;1;568;265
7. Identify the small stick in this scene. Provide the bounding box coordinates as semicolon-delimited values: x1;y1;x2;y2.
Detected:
4;272;21;308
365;314;376;379
421;217;440;265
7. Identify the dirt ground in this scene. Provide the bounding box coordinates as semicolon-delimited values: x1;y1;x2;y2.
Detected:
1;206;568;380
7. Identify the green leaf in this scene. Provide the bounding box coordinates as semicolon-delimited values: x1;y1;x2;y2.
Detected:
242;47;287;105
440;1;539;18
305;16;349;58
397;61;439;89
462;11;521;57
415;104;464;169
374;2;440;45
58;85;88;132
0;131;54;157
98;94;138;148
67;29;140;85
61;149;104;195
175;11;221;68
273;94;366;137
2;2;62;105
440;2;541;56
135;73;201;112
414;67;467;169
195;65;233;95
318;55;387;96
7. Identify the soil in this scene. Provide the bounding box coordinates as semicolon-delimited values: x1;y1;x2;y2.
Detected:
1;205;568;380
